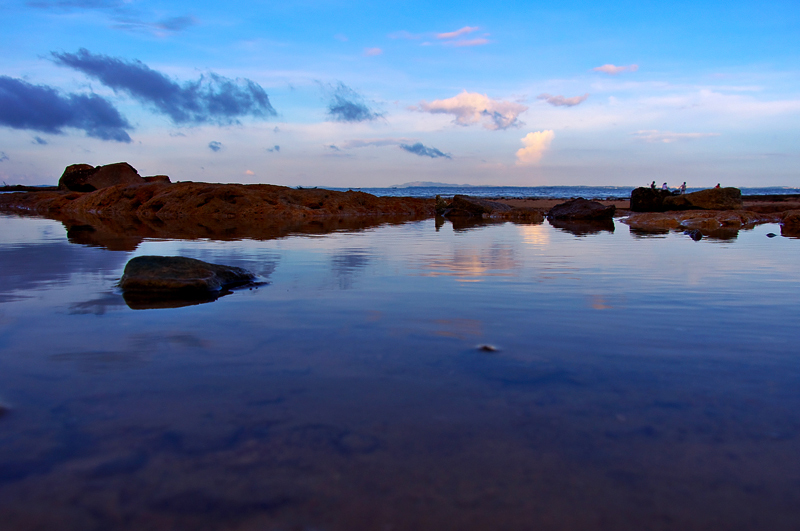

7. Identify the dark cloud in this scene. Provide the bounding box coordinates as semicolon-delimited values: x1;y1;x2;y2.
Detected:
27;1;196;35
0;152;8;162
326;83;382;123
208;141;222;152
111;15;198;34
52;49;277;125
26;0;125;8
537;93;589;107
327;144;341;151
33;136;48;145
399;142;451;159
267;145;280;152
0;76;132;142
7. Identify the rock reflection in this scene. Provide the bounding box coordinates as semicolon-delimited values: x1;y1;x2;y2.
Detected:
548;218;615;236
5;209;430;252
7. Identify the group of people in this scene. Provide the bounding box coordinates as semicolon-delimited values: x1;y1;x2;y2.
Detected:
650;181;687;194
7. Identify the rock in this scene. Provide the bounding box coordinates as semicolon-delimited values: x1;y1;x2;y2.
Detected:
59;162;145;192
143;175;171;183
441;195;514;218
685;229;703;241
663;187;742;211
119;256;255;293
781;210;800;238
547;198;615;220
767;233;777;238
630;187;677;212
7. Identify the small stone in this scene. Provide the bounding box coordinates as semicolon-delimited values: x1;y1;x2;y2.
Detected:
477;344;499;353
767;233;777;238
686;229;703;241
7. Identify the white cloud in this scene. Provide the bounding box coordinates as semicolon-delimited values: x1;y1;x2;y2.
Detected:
631;130;721;143
437;26;479;40
450;38;490;47
516;130;554;165
244;169;255;175
363;47;383;56
537;93;590;107
414;91;527;130
593;64;639;75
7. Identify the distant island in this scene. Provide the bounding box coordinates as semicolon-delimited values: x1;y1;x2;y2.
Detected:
390;181;476;188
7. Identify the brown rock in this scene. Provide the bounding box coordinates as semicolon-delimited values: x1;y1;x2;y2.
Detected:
547;198;615;220
143;175;171;183
630;187;677;212
442;195;514;218
119;256;255;293
663;187;742;210
59;162;145;192
781;210;800;238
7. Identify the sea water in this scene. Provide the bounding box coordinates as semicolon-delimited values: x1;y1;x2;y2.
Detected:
330;185;800;199
0;213;799;530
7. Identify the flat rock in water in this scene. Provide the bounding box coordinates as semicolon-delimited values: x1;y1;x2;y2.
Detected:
441;195;514;218
547;198;615;220
119;256;255;293
664;187;742;211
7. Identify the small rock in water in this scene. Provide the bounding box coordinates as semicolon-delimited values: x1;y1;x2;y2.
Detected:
477;344;499;353
767;233;777;238
685;229;703;241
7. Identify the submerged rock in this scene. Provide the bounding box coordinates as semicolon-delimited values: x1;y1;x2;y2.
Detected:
547;198;615;220
59;162;145;192
119;256;255;293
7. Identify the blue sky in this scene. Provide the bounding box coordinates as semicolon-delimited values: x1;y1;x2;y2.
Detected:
1;0;799;187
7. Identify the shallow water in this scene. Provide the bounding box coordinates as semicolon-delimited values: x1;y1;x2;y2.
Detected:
1;214;799;530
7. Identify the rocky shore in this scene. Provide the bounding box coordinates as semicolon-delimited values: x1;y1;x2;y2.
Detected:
2;162;800;242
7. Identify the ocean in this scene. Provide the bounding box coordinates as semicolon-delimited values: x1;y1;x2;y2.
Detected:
331;185;800;199
1;209;799;529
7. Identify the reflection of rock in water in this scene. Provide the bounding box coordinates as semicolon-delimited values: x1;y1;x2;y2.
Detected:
629;227;669;238
549;218;615;236
122;289;229;310
65;223;143;252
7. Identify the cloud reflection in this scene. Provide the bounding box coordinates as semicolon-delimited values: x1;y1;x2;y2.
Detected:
419;245;518;282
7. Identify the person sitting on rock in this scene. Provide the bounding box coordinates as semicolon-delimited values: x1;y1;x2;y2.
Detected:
715;183;721;189
650;181;656;190
662;182;668;190
680;182;686;194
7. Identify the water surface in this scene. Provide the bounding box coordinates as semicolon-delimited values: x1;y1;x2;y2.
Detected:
0;213;799;530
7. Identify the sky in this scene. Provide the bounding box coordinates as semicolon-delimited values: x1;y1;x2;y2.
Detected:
0;0;799;188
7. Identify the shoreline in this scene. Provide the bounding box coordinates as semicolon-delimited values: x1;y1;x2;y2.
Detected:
2;183;799;243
